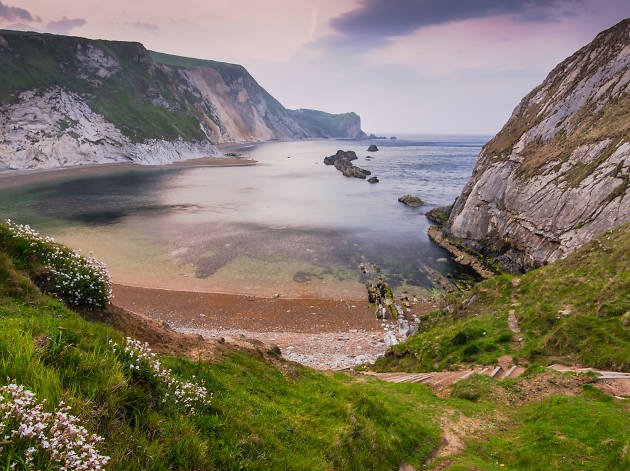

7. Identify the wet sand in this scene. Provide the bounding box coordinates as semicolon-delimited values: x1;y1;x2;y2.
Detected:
112;284;438;369
0;157;256;190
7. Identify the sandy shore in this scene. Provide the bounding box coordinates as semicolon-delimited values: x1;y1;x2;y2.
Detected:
112;284;438;369
0;156;257;191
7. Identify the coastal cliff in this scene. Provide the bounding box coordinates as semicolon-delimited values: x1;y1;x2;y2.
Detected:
0;31;364;170
443;19;630;273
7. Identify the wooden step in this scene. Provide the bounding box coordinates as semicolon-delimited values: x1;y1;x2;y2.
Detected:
503;365;518;379
489;367;502;378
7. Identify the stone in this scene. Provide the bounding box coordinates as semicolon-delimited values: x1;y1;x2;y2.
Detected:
384;331;398;347
367;144;379;151
398;194;424;207
367;176;379;183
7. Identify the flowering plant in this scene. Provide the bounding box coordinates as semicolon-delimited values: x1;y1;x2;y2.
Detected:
0;382;110;470
111;338;212;414
2;219;111;308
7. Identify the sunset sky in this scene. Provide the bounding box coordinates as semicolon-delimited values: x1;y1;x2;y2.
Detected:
3;0;630;134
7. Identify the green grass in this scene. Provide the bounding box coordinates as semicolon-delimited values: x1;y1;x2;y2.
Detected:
444;393;630;470
374;223;630;372
0;249;444;469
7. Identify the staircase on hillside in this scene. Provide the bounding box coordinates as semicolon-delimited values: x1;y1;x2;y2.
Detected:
363;364;526;387
363;364;630;389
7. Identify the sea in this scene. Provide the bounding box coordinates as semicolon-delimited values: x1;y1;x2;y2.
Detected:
0;135;488;299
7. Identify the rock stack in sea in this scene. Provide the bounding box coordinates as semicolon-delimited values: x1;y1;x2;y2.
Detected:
324;150;372;179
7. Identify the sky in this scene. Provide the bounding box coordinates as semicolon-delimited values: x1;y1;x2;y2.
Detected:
2;1;630;134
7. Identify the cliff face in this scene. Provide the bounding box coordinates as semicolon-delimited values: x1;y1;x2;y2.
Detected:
446;19;630;273
0;31;364;170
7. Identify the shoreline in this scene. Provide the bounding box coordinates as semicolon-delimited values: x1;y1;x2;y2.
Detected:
112;283;438;369
0;156;257;191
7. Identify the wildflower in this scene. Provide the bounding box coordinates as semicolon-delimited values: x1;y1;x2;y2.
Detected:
0;382;109;469
112;338;212;413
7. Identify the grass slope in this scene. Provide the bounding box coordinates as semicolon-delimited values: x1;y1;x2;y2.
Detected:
374;223;630;372
0;249;444;469
439;373;630;470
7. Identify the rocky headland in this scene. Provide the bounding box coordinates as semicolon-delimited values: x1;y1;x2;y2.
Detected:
437;19;630;273
0;31;365;170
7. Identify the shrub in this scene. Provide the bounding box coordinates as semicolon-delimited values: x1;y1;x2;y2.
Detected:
112;337;213;414
1;219;111;308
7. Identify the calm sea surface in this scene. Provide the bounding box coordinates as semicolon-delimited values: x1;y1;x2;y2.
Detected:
0;135;488;298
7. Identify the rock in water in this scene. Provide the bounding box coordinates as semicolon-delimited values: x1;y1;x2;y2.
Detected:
425;205;452;225
367;176;379;183
367;145;379;151
398;194;424;207
324;150;371;179
444;19;630;273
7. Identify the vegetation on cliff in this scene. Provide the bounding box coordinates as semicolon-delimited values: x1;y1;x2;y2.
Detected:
444;19;630;272
0;30;364;154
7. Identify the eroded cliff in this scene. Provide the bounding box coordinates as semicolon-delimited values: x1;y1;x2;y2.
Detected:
0;30;364;170
445;19;630;272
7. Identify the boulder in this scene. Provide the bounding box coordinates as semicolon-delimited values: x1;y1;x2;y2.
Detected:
367;176;379;183
398;194;424;207
367;144;379;152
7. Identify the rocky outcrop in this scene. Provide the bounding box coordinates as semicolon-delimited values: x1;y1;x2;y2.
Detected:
0;31;365;170
425;206;452;225
324;150;371;179
444;19;630;272
427;227;497;279
367;145;379;152
398;195;424;207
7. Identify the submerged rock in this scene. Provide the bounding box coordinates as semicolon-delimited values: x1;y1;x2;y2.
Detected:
367;176;379;183
398;194;424;207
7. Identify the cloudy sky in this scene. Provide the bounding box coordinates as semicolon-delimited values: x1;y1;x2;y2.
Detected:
3;1;630;134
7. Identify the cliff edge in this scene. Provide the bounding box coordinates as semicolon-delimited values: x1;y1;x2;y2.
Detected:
0;31;364;170
444;19;630;273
